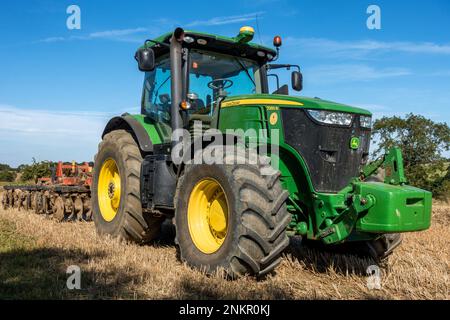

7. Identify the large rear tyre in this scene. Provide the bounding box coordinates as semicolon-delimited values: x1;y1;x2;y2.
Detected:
175;149;290;278
92;129;164;243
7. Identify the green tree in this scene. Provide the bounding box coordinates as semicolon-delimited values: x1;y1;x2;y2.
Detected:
0;170;16;182
19;158;53;183
372;113;450;198
0;163;12;171
0;163;16;182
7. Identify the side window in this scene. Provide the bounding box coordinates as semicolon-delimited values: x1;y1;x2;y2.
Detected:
142;56;171;125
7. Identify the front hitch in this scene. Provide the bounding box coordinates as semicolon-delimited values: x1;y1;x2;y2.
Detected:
318;147;432;244
360;147;407;185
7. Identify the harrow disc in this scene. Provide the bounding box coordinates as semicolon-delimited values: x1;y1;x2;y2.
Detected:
82;198;92;221
53;196;66;222
74;197;84;221
1;192;7;210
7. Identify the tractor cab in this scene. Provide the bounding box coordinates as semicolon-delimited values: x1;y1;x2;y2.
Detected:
136;27;302;138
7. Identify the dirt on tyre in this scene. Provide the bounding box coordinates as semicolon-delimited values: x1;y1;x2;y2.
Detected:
92;129;164;243
175;148;291;278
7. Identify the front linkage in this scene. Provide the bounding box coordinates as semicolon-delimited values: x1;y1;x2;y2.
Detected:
289;147;432;246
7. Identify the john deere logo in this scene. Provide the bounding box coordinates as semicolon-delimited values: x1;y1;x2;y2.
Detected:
350;137;360;150
269;112;278;125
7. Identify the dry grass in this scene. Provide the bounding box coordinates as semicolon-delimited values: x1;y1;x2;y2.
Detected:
0;200;448;300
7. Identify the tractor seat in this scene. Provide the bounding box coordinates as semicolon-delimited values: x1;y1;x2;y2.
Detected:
190;98;205;112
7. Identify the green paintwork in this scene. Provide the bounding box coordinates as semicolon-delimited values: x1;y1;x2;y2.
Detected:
219;105;266;133
222;94;372;116
354;182;432;233
383;147;408;185
361;155;385;179
130;114;171;144
360;146;407;185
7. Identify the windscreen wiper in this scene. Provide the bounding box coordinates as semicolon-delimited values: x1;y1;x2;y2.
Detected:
153;75;171;104
234;58;256;87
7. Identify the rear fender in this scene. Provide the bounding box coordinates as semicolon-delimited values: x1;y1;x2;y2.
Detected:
102;114;153;152
175;132;241;178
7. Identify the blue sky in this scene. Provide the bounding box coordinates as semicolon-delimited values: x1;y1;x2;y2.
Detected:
0;0;449;167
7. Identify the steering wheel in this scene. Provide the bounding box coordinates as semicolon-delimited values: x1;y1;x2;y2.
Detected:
207;78;233;90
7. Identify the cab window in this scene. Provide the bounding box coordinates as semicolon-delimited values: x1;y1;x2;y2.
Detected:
142;55;171;125
188;50;262;116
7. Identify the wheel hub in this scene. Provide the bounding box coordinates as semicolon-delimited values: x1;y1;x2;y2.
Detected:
97;158;121;222
108;182;115;199
208;191;227;236
188;178;229;254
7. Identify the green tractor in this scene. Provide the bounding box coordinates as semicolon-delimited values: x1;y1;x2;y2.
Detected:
92;27;432;278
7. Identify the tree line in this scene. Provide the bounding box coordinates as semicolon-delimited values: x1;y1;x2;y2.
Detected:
0;158;52;183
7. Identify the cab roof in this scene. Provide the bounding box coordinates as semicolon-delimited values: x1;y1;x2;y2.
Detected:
140;30;277;64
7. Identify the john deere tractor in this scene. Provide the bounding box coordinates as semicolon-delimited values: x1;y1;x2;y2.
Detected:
92;27;432;278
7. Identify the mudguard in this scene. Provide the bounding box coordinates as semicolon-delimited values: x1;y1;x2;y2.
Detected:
102;113;153;152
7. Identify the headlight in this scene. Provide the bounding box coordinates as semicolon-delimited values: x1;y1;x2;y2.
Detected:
360;115;372;128
306;109;353;126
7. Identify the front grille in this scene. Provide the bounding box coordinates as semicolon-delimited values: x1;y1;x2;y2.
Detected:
281;108;370;193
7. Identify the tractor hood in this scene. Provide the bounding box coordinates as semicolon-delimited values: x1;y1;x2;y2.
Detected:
221;94;372;116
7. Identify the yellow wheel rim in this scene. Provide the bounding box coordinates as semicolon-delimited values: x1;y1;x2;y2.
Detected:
98;158;121;222
188;178;229;254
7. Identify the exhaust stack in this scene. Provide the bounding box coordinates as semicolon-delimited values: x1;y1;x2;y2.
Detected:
170;28;185;140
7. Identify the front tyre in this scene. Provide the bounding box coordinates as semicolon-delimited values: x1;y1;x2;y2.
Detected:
365;233;403;261
92;130;163;243
175;150;291;278
364;177;403;262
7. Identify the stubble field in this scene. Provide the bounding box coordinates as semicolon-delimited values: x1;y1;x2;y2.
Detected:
0;197;448;300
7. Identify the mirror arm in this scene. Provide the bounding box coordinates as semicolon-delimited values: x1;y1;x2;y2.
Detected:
267;64;301;72
267;74;280;90
144;39;170;48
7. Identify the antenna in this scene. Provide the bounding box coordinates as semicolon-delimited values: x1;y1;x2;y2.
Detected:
255;13;263;45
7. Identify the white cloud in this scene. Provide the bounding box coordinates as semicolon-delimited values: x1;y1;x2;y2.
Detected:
305;64;411;83
353;104;391;112
0;104;112;136
88;28;148;39
35;27;148;44
186;12;264;27
427;70;450;77
0;104;127;166
285;37;450;57
36;36;66;43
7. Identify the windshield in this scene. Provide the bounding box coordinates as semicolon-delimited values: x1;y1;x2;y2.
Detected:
187;50;262;114
141;50;263;124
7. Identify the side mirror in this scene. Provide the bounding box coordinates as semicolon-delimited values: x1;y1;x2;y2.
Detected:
292;71;303;92
135;48;155;72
